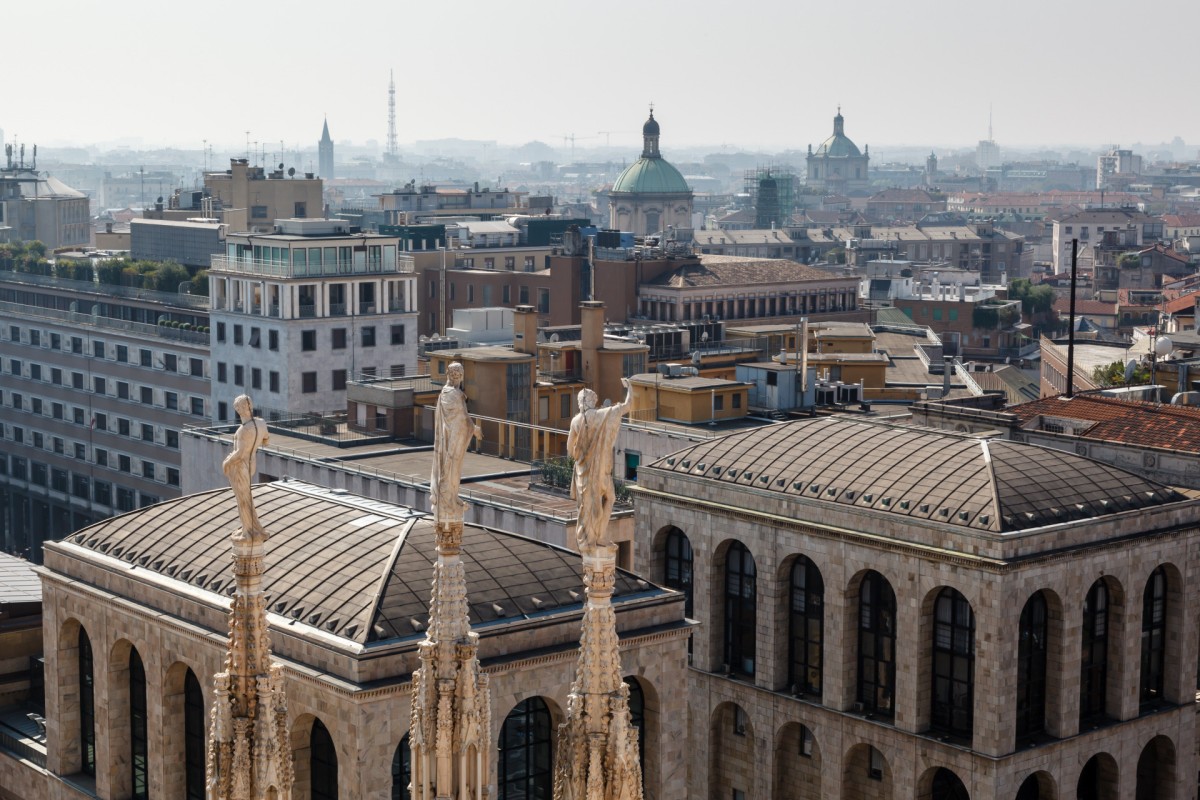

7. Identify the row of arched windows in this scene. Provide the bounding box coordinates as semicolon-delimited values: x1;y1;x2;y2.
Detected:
661;528;1178;744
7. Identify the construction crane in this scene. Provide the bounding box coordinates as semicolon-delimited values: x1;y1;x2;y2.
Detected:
596;130;636;147
557;133;599;162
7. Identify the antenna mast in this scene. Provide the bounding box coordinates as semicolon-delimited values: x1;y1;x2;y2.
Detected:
386;69;398;162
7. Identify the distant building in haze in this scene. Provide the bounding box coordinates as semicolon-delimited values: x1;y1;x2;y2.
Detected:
319;117;334;180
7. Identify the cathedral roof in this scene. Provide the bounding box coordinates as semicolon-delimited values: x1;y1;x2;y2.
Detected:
646;417;1185;533
60;481;665;644
611;157;690;194
813;111;862;159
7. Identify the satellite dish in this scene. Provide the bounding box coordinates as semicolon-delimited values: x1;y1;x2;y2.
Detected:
550;333;560;342
156;196;164;203
278;162;285;170
1154;336;1173;358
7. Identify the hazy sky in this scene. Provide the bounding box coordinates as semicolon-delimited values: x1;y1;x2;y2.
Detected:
5;0;1197;154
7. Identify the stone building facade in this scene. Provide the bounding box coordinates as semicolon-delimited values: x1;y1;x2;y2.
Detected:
634;416;1200;800
9;480;688;800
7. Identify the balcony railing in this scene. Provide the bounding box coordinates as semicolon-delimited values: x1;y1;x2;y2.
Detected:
210;253;415;277
298;304;316;318
329;303;348;316
359;302;376;314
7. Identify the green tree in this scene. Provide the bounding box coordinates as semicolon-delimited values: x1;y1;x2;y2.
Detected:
190;269;210;297
1092;360;1149;388
1009;278;1055;315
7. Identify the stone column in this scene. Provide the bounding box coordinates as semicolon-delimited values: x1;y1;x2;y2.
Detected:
207;517;293;799
553;546;643;800
408;519;491;800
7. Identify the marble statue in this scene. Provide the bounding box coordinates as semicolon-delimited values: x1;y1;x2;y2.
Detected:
222;394;270;541
567;378;633;550
429;362;482;525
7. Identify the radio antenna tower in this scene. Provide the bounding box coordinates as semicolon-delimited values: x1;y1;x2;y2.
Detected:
386;69;398;162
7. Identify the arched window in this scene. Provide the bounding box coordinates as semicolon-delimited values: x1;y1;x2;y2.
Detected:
311;719;338;800
391;734;411;800
184;669;206;800
624;677;646;783
857;571;896;718
1080;580;1109;723
1140;567;1167;708
663;528;694;621
931;588;974;739
498;698;553;800
1016;592;1048;741
931;767;969;800
79;628;95;777
130;648;148;800
724;542;757;677
788;556;824;699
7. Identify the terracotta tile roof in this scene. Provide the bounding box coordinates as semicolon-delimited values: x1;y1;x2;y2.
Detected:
1162;214;1200;228
648;254;837;288
1164;293;1198;315
1011;393;1200;452
1053;297;1118;316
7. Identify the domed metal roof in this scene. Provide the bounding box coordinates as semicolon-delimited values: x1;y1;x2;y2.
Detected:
61;481;665;644
642;111;660;137
815;132;862;158
647;417;1185;533
611;157;690;194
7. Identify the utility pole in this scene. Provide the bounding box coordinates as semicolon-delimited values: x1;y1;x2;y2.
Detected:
1066;238;1079;398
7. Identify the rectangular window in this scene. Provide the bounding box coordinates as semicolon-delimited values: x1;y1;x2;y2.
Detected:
96;449;109;467
118;418;131;436
53;402;64;420
166;429;179;449
95;480;111;506
74;442;86;460
301;330;316;351
94;413;107;431
165;392;178;411
51;368;62;385
233;325;243;346
733;393;742;409
561;393;571;418
167;468;180;487
714;395;725;411
71;337;83;354
163;353;177;372
251;368;262;390
216;323;226;343
251;205;268;219
116;344;128;362
119;455;131;473
332;328;347;349
362;326;376;347
73;407;85;425
142;461;155;479
8;325;18;341
302;372;317;393
116;488;135;512
268;330;279;351
234;365;245;386
50;333;60;350
217;362;227;383
93;376;106;395
32;398;42;416
503;285;511;303
269;371;280;393
139;348;152;367
390;324;405;345
30;363;41;381
140;386;153;404
141;424;154;442
8;359;21;376
118;381;130;399
332;369;347;390
72;372;84;390
249;327;261;348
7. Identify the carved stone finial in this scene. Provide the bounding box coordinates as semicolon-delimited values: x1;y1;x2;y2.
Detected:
222;394;270;542
429;363;482;526
567;379;634;551
209;416;293;800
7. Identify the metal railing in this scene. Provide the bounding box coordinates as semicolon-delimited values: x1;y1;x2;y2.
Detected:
0;269;209;309
0;728;46;768
210;254;415;277
0;300;208;345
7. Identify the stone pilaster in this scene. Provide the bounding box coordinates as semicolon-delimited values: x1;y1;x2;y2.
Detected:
207;531;293;800
409;520;491;800
553;545;644;800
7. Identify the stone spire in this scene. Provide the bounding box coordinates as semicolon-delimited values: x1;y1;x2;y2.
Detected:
554;380;643;800
409;363;491;800
208;396;292;799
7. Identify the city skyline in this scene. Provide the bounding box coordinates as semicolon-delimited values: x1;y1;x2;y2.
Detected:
5;0;1198;154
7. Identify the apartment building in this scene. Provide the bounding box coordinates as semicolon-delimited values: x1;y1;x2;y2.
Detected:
0;271;210;563
207;218;418;419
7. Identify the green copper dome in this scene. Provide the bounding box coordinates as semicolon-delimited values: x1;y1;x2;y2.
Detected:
611;157;690;194
813;110;862;158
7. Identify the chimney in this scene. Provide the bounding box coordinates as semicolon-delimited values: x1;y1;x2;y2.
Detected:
513;305;538;355
943;356;953;396
581;300;605;389
799;318;809;395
